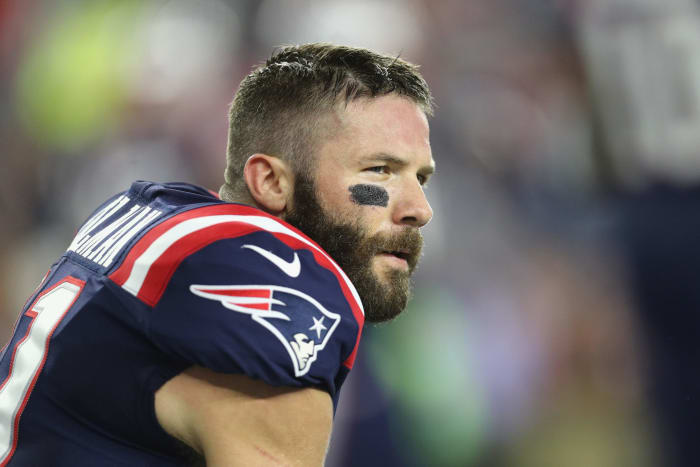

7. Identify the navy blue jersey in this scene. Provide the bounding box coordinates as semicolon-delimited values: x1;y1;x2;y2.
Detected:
0;181;364;466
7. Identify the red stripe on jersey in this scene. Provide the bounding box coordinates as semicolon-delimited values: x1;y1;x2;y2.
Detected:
197;288;272;311
110;204;266;286
136;222;258;306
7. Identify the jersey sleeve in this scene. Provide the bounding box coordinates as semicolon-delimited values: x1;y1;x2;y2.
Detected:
134;217;363;398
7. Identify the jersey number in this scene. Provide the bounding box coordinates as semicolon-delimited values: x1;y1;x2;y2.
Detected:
0;277;84;466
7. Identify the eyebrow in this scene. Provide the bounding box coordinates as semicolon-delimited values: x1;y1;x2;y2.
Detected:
368;153;436;175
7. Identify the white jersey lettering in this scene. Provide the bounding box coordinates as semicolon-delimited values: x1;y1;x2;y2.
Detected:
68;197;161;268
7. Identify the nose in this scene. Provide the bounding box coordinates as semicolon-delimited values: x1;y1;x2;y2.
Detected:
392;181;433;228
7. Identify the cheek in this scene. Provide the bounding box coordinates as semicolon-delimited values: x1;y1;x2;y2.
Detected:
317;179;390;232
314;176;345;211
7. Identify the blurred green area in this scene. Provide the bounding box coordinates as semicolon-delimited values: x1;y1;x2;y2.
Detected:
15;1;144;152
368;289;488;466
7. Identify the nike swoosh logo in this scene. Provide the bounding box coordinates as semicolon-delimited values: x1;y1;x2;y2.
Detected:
241;244;301;278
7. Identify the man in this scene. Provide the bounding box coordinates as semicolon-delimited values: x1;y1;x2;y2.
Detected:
0;43;434;465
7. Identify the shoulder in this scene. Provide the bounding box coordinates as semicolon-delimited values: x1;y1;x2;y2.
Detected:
99;183;363;393
109;200;362;319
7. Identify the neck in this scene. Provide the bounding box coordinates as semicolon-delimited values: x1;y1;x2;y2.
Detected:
219;183;283;218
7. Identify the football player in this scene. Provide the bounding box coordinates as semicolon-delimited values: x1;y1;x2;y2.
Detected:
0;43;434;466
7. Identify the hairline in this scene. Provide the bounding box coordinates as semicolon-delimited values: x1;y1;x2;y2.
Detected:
292;93;431;177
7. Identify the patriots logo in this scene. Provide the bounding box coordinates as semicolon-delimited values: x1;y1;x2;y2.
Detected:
189;284;341;377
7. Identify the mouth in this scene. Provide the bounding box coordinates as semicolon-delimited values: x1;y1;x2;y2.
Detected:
377;250;411;268
385;250;410;260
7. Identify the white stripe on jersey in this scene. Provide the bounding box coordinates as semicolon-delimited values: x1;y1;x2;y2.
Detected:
0;280;82;463
121;215;364;315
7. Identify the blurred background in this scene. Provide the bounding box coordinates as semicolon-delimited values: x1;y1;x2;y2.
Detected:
3;0;700;465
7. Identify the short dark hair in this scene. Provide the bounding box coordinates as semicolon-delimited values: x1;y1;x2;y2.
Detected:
220;43;433;200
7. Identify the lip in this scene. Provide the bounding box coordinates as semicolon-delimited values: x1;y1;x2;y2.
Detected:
377;252;409;269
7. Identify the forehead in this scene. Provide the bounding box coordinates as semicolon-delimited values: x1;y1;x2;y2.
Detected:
317;94;433;166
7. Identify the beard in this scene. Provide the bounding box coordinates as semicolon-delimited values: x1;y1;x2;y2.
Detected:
284;172;423;323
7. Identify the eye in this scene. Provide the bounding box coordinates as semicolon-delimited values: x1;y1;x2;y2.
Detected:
366;166;389;175
417;174;427;185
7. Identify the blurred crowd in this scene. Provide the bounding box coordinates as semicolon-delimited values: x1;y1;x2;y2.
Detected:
3;0;700;465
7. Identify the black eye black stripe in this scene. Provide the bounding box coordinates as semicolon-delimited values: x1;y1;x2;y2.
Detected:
349;184;389;207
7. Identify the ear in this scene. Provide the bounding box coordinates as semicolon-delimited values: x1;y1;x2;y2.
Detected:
243;154;293;214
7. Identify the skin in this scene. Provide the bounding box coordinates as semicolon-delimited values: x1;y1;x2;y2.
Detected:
155;93;434;465
155;367;332;466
